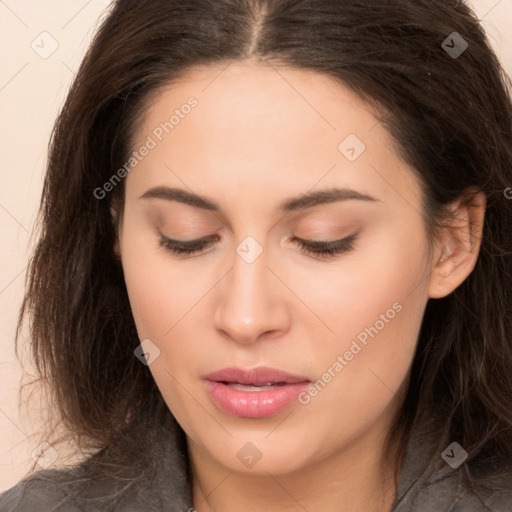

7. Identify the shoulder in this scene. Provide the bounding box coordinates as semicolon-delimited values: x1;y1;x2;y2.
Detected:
0;465;169;512
405;465;512;512
394;420;512;512
0;469;89;512
0;420;193;512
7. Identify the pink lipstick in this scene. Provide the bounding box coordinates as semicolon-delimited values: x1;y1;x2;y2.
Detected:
204;366;310;418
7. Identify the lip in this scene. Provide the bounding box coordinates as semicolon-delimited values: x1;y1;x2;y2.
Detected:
203;366;311;418
204;366;309;385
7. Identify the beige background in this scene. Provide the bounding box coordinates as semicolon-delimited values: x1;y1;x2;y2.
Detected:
1;0;511;492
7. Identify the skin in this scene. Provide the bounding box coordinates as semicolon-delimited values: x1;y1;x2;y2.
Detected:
115;60;486;512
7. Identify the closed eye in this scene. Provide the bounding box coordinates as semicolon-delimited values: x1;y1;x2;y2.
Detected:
158;232;219;256
290;233;358;259
158;230;358;259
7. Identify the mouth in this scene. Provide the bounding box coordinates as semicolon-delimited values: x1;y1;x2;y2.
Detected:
203;366;311;418
204;366;310;385
220;382;288;392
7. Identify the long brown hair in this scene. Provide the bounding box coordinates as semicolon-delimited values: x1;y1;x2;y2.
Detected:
17;0;512;498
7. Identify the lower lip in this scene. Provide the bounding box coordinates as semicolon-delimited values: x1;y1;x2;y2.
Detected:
205;380;310;418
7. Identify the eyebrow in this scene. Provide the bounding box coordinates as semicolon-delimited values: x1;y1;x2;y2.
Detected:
139;186;379;212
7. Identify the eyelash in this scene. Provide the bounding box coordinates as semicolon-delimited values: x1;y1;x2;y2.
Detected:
158;231;358;259
290;234;357;259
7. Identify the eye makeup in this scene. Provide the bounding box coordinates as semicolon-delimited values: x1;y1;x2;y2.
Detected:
158;229;359;260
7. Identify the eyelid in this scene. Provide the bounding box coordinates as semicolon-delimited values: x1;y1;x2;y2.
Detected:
290;232;358;258
158;230;219;251
157;228;359;259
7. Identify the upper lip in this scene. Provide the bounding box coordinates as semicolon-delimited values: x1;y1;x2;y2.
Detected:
204;366;310;385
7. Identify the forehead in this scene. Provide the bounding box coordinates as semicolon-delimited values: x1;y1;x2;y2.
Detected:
127;60;422;215
140;60;381;143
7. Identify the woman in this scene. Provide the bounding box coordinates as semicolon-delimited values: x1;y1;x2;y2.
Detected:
1;0;511;511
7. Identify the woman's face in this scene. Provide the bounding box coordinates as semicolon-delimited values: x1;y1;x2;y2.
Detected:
118;61;437;475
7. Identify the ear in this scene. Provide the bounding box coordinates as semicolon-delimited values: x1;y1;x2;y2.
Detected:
428;188;486;299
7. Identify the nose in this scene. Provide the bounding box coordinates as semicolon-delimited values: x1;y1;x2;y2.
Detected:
213;239;291;345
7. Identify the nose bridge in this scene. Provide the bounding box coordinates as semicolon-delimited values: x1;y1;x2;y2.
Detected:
213;234;287;343
233;235;267;302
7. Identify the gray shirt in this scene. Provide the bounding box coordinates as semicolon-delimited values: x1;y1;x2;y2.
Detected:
1;419;511;512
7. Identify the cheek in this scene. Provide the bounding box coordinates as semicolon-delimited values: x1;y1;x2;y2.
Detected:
120;208;194;348
120;222;211;437
122;251;208;346
293;225;429;432
288;219;429;342
119;203;206;338
304;293;424;451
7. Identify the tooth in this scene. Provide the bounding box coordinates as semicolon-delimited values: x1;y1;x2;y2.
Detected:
226;383;277;392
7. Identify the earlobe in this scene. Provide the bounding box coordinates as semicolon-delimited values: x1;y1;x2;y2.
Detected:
428;189;486;299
